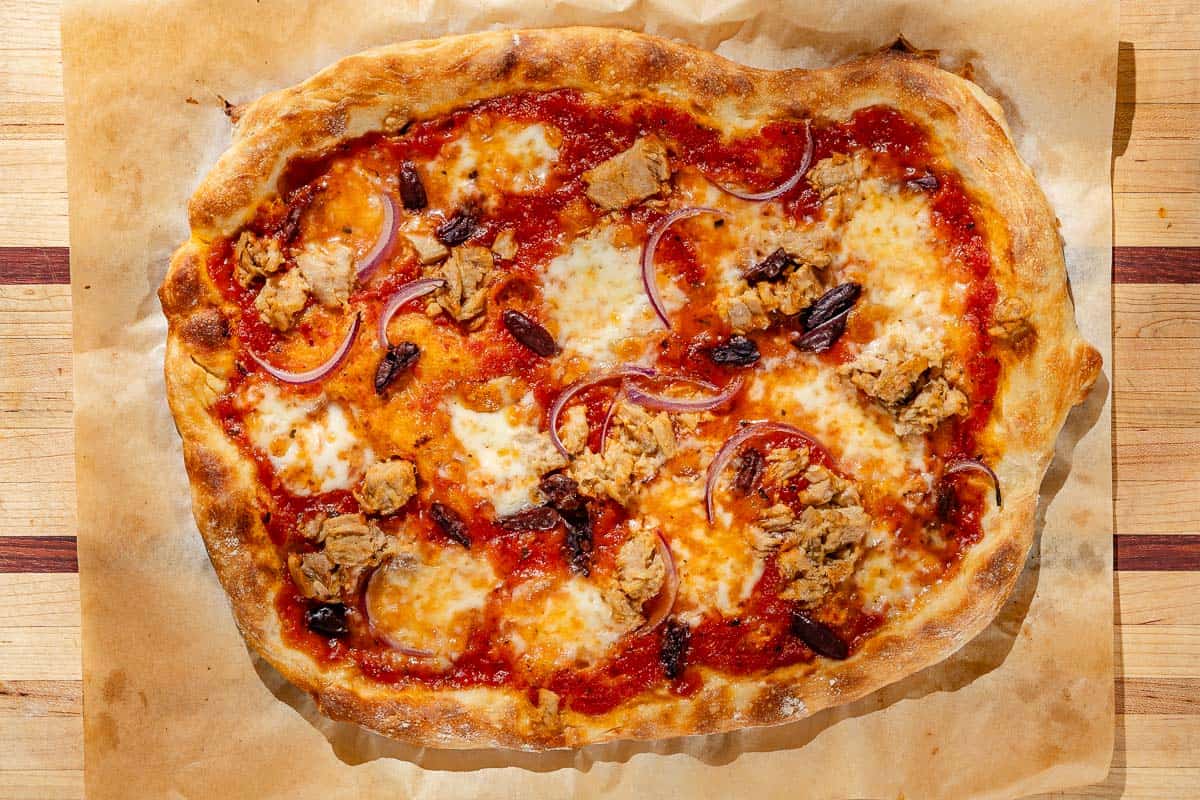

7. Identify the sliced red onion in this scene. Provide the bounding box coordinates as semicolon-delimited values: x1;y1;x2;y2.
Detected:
945;458;1003;508
377;277;446;348
715;122;814;202
637;532;679;634
365;562;436;659
248;313;360;385
548;365;657;457
626;375;744;413
641;207;727;329
355;192;399;282
704;420;830;523
598;389;622;452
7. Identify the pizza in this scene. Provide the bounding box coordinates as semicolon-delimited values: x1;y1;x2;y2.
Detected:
159;28;1101;749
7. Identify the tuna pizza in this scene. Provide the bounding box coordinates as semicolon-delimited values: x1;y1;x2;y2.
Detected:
159;28;1101;749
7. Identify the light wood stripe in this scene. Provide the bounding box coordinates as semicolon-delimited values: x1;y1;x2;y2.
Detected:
1118;0;1200;49
1118;49;1200;103
0;628;81;681
0;771;83;800
0;574;80;627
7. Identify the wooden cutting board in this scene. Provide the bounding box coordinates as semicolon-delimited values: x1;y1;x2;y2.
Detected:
0;1;1196;796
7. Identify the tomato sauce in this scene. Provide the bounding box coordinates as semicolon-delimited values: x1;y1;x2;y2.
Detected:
205;90;999;712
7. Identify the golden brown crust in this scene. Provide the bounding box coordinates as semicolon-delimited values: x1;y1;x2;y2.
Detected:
162;27;1101;749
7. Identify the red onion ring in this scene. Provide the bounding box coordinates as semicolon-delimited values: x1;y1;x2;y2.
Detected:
598;389;622;452
625;375;744;413
355;193;399;282
377;277;446;348
247;313;360;385
704;420;831;523
945;458;1003;508
548;365;657;457
364;562;436;659
641;207;727;329
715;122;814;202
637;532;679;634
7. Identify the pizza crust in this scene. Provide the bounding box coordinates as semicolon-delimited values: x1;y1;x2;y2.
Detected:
161;27;1101;749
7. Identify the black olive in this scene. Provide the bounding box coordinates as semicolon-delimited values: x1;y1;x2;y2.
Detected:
497;506;560;531
792;315;848;353
502;309;558;357
563;512;593;576
743;247;793;284
708;334;760;366
905;172;940;192
799;282;862;331
430;502;471;548
538;472;586;512
305;603;348;637
436;207;478;246
790;611;849;660
374;342;420;394
397;161;427;210
660;619;691;679
731;448;765;494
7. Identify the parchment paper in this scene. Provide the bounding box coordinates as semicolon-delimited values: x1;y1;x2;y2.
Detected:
63;1;1117;797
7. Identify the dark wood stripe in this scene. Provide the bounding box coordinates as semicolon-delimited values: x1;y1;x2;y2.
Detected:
0;536;77;572
1117;678;1200;715
0;246;1194;286
1114;534;1200;571
1113;246;1199;283
0;246;70;284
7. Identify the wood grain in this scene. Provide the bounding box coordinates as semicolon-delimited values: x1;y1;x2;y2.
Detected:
1115;536;1200;570
1113;247;1199;282
1118;0;1200;49
0;0;1195;796
1117;678;1200;714
0;247;69;283
0;245;1194;286
0;538;77;573
1116;193;1200;247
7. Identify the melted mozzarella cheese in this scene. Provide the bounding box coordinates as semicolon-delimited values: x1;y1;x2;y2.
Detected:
240;382;372;495
501;577;631;671
854;542;944;616
747;356;927;485
436;121;560;208
837;187;961;331
542;226;680;364
446;393;563;516
366;544;499;663
637;475;764;622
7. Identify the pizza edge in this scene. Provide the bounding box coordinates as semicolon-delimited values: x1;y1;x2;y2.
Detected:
159;27;1102;750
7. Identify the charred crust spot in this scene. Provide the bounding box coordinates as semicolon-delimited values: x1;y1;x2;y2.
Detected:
180;309;231;352
496;47;520;79
187;446;231;495
160;255;205;313
975;539;1021;592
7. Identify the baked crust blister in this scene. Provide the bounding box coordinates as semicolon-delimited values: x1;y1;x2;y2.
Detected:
160;27;1101;749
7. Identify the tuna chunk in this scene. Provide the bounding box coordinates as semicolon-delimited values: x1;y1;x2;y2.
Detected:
721;262;824;333
569;401;676;504
286;513;397;601
431;245;493;323
839;322;968;436
295;241;355;308
354;459;418;516
614;524;667;609
254;268;309;331
583;137;671;211
234;231;284;287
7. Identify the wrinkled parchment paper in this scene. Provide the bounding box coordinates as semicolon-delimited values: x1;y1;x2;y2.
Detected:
63;1;1117;797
